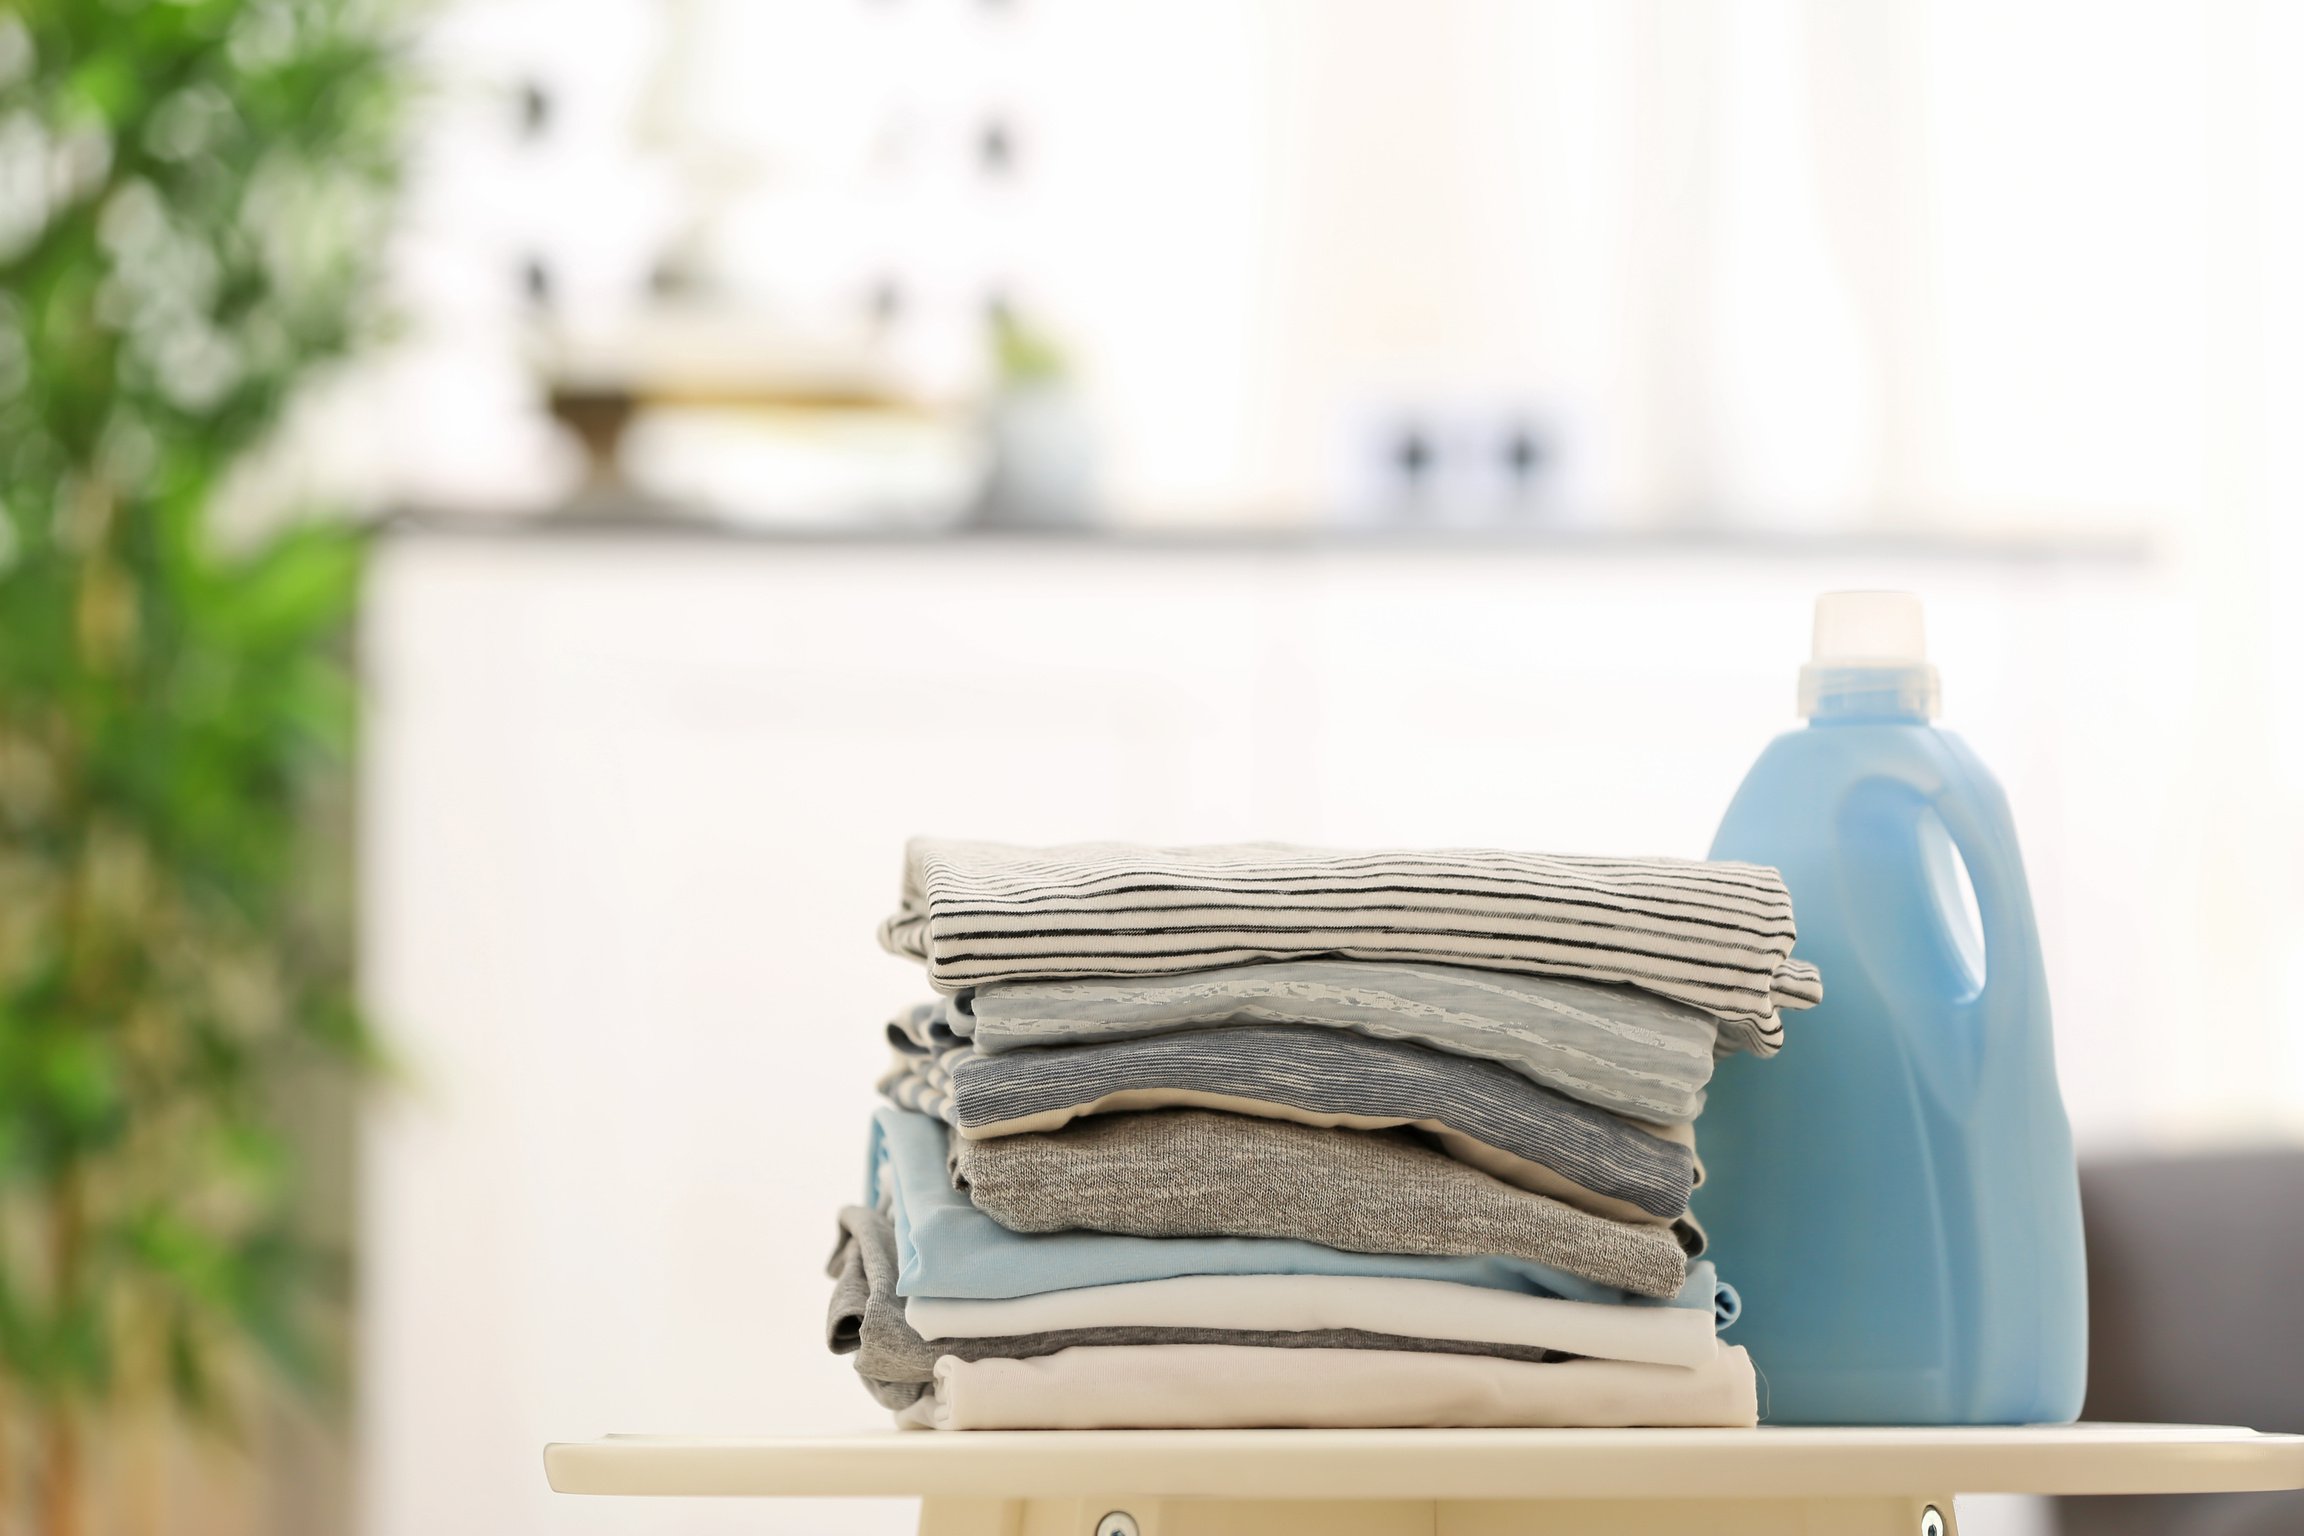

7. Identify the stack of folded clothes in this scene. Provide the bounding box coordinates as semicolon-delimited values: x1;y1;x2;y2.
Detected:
827;838;1821;1430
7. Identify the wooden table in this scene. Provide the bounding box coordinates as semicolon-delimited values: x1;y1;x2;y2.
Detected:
545;1421;2304;1534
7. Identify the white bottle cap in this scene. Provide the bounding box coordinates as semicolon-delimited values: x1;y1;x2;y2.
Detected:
1798;590;1941;718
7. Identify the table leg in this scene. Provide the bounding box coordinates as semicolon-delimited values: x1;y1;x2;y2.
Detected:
916;1495;1962;1535
916;1497;1026;1536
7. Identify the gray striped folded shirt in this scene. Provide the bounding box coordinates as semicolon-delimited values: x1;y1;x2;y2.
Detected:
947;958;1750;1121
963;961;1791;1074
878;838;1822;1027
881;1010;1696;1226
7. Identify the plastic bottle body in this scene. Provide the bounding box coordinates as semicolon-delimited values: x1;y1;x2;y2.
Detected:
1696;714;2088;1425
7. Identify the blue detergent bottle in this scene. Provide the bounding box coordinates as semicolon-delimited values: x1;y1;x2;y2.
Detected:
1696;591;2087;1425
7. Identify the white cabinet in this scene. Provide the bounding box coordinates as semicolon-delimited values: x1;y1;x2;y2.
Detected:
356;531;2189;1536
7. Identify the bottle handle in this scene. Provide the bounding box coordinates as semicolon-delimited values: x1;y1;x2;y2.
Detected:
1832;737;2038;1102
1922;750;2044;1055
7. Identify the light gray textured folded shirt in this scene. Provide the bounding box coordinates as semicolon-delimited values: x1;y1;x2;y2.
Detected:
950;1107;1691;1299
882;1010;1699;1234
879;837;1823;1028
826;1206;1573;1410
946;959;1755;1123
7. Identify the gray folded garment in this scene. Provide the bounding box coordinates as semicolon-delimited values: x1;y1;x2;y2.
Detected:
825;1206;1572;1409
825;1205;935;1410
881;1012;1698;1231
941;957;1746;1125
949;1107;1691;1300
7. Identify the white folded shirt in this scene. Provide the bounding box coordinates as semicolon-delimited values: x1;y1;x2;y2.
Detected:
896;1341;1757;1430
903;1271;1720;1369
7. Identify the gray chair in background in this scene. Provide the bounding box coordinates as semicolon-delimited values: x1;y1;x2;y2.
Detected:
2057;1149;2304;1536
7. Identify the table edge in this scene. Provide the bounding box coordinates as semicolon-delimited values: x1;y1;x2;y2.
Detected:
542;1425;2304;1501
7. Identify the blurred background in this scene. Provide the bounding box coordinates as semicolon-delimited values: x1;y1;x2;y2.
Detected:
3;1;2302;1534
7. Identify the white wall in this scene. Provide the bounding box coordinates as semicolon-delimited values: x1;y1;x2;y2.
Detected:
298;0;2304;542
356;534;2294;1536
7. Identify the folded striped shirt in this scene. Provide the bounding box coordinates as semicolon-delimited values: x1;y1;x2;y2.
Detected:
948;959;1741;1121
880;1009;1698;1230
878;838;1822;1026
964;962;1787;1078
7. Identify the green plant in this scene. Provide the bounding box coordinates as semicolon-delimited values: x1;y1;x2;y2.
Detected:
988;301;1069;390
0;1;404;1529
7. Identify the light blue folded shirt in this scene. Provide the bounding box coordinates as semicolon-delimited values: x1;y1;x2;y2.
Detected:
866;1105;1735;1320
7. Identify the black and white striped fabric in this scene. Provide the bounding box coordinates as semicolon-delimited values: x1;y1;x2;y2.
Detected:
879;839;1822;1027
